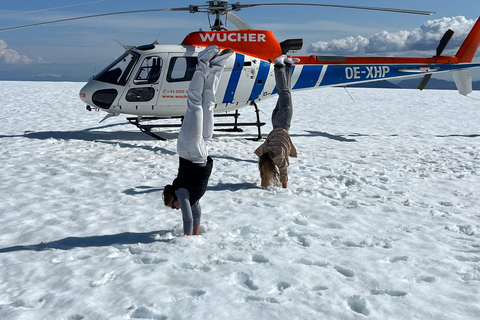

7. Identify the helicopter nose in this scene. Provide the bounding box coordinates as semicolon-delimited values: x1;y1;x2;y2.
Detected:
79;81;118;110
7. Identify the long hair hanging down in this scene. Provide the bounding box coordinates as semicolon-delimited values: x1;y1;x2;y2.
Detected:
163;184;177;207
258;152;280;187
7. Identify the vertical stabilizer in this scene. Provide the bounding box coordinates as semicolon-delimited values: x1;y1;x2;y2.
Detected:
456;17;480;62
451;69;473;96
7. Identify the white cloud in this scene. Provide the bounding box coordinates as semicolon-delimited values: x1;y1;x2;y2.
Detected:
0;39;35;64
308;16;477;56
309;35;370;54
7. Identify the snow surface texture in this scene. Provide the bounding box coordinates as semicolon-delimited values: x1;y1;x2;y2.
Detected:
0;81;479;319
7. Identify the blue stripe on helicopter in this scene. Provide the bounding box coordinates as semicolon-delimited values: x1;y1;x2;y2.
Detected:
293;65;323;90
249;60;271;101
223;53;245;104
320;65;359;86
316;64;474;87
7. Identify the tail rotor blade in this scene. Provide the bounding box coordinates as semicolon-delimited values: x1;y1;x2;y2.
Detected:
418;74;432;91
436;29;455;56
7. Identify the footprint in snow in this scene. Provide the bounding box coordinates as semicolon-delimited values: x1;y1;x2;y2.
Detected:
129;306;167;320
245;296;279;304
234;272;259;291
251;253;269;263
371;288;408;297
287;230;311;247
90;272;117;287
389;256;409;263
65;315;85;320
416;275;437;283
276;281;291;294
137;257;168;265
334;265;356;278
309;285;329;296
292;258;329;267
348;295;370;316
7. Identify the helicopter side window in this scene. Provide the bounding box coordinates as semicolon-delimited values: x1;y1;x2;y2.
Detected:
166;57;197;82
94;51;140;86
134;56;163;85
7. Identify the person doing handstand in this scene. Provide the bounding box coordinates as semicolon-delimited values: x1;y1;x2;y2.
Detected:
163;45;233;235
255;55;298;188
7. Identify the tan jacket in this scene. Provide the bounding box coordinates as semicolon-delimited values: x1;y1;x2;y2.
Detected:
254;128;297;184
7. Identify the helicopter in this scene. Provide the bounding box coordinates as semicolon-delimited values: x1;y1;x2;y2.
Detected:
2;1;480;140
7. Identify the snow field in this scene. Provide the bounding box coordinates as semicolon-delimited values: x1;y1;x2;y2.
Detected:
0;81;479;319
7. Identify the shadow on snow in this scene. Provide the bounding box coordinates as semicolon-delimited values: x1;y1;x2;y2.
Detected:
0;230;173;253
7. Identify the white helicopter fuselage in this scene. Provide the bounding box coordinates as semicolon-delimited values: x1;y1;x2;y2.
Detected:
79;20;480;121
79;43;276;118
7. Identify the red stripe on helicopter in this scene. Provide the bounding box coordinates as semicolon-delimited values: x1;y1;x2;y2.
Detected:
291;55;461;65
182;30;282;61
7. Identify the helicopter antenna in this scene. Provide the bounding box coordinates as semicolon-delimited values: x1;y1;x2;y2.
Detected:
343;86;356;103
155;23;166;43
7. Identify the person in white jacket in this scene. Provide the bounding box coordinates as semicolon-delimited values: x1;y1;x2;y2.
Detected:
163;45;234;235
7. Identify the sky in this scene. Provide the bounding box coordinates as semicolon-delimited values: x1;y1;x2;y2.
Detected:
0;0;479;81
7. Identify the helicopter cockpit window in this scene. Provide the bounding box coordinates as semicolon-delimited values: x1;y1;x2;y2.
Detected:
94;51;140;86
134;56;163;85
166;57;198;83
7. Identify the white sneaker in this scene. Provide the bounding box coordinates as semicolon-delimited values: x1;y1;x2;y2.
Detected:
285;57;300;65
198;45;220;64
274;55;287;66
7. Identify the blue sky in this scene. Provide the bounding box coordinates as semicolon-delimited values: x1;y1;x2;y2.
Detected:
0;0;479;81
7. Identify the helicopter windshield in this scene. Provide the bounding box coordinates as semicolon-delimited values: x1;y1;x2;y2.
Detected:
94;51;140;86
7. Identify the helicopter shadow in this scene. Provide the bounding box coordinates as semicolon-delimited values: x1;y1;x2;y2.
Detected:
0;230;172;253
4;122;178;155
22;122;159;141
295;130;480;140
0;123;148;141
123;185;164;195
291;130;359;142
213;155;258;164
435;133;480;138
209;182;259;192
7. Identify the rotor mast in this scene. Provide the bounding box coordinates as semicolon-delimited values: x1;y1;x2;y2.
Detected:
189;1;236;31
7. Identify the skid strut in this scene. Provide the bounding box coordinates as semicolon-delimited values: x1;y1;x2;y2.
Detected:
127;102;265;141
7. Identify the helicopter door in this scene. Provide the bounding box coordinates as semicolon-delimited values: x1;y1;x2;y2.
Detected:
117;55;163;116
156;55;196;116
217;54;259;108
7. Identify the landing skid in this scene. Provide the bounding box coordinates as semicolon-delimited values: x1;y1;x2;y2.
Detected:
127;102;265;141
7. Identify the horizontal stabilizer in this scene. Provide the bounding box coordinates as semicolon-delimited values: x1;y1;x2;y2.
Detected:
451;69;473;96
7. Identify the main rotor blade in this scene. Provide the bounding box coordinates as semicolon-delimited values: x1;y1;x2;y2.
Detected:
0;2;435;33
234;3;435;16
0;7;191;32
223;12;252;30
